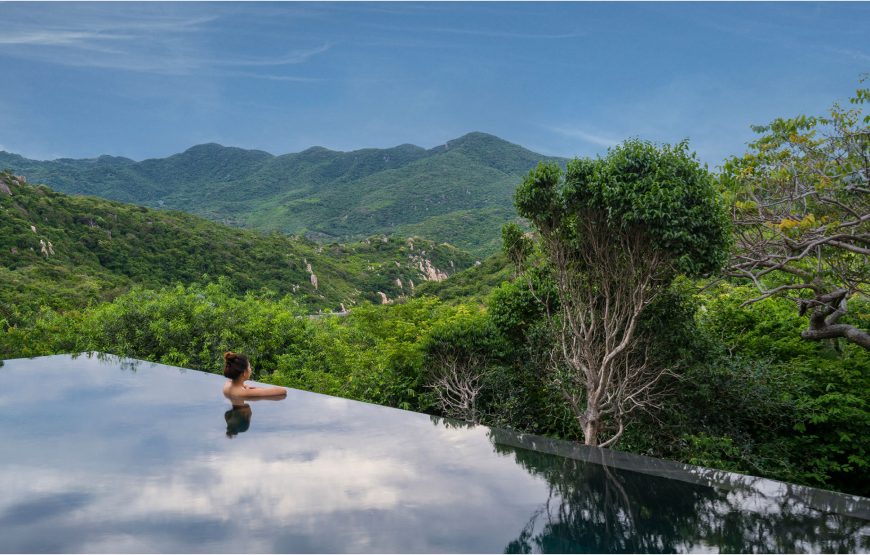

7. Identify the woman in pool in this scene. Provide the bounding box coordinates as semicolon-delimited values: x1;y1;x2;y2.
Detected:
222;351;287;399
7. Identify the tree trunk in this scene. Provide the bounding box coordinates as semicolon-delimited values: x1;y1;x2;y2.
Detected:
581;402;600;446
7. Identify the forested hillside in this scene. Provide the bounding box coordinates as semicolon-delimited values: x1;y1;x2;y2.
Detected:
0;133;564;255
0;171;473;326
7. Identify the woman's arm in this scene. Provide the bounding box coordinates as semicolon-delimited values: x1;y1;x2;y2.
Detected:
242;385;287;398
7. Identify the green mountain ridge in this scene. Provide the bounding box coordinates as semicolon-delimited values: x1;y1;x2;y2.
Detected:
0;132;565;255
0;171;474;326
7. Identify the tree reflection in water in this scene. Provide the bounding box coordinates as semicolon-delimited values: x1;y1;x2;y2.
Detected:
75;351;147;373
479;428;868;553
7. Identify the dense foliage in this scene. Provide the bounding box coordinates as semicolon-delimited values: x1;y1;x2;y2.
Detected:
0;172;472;327
0;281;469;413
0;132;563;255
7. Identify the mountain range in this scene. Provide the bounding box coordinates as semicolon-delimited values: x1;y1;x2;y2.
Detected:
0;133;566;255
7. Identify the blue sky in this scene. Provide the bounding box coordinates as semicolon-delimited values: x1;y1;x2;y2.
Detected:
0;2;868;167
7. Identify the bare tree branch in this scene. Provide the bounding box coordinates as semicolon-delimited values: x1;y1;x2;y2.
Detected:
428;351;487;424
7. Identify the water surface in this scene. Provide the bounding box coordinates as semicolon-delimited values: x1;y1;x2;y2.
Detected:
0;353;867;553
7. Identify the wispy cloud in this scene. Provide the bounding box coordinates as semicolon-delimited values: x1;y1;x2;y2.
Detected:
548;126;619;148
825;47;870;63
0;10;326;78
214;71;323;84
352;20;584;41
0;30;132;46
0;13;217;46
209;43;332;67
426;27;584;40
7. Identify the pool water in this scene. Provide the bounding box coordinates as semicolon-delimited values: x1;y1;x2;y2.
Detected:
0;353;867;553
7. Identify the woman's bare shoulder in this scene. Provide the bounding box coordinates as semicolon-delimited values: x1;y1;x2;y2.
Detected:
223;380;247;398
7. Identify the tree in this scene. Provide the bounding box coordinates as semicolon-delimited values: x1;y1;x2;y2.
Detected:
423;308;497;424
505;140;729;446
723;83;870;349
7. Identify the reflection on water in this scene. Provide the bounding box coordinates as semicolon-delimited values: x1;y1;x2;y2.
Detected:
73;351;146;372
225;403;252;437
0;353;866;554
486;432;869;553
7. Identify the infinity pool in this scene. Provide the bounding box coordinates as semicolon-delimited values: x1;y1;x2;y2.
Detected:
0;353;867;553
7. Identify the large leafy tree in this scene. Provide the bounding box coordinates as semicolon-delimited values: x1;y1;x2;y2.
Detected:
505;140;729;446
722;84;870;349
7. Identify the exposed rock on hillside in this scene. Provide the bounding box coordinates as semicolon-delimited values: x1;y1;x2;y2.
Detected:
0;173;28;196
415;256;449;281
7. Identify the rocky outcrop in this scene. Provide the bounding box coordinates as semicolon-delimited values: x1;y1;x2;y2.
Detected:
305;259;318;289
39;239;54;258
415;257;449;282
1;173;26;194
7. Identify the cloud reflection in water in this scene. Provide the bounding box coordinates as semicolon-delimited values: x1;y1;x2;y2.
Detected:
0;354;866;553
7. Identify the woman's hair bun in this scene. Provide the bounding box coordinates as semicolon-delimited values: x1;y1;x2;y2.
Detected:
223;351;249;380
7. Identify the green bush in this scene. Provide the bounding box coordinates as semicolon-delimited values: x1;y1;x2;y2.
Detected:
621;283;870;496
